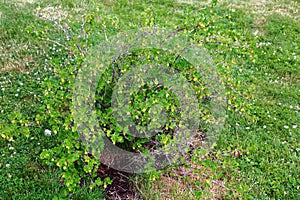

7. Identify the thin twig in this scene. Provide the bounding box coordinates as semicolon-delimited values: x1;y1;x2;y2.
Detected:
41;37;71;52
37;12;73;40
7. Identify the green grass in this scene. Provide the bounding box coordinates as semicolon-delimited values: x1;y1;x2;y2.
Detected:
229;13;300;199
0;1;104;199
0;0;299;199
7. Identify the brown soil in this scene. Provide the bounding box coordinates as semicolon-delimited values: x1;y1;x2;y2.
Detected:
97;164;144;200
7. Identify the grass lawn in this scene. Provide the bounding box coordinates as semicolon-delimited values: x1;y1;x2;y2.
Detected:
0;0;299;199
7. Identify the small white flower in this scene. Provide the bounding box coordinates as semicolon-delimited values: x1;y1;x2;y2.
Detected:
6;164;10;168
8;174;12;178
282;141;287;144
44;129;52;136
284;125;289;129
15;94;18;97
292;125;297;129
263;125;267;129
9;147;14;150
245;127;250;130
19;82;23;86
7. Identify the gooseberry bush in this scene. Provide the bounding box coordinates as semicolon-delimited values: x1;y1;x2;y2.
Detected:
34;2;254;197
